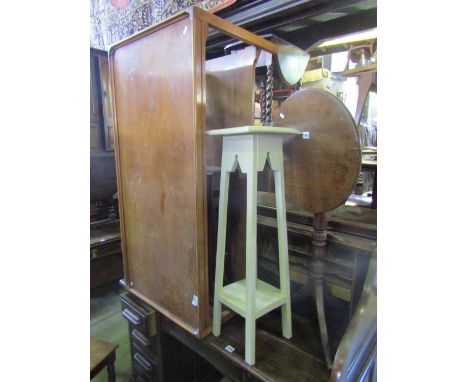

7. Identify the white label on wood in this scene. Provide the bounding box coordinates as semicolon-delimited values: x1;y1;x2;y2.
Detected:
225;345;235;353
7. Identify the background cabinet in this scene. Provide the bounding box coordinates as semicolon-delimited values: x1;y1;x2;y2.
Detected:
90;54;103;152
90;48;118;206
98;55;115;151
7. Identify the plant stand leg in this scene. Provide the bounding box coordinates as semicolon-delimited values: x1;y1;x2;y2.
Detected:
274;162;292;339
213;162;231;336
244;158;258;366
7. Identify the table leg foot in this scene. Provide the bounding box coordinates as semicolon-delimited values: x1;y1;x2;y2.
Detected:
107;363;115;382
315;279;332;368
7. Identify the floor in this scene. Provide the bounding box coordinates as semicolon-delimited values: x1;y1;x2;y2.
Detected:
91;283;232;382
91;282;132;382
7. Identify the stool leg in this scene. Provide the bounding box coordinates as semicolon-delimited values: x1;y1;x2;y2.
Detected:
213;168;230;337
107;353;116;382
274;167;292;339
107;364;115;382
245;163;258;365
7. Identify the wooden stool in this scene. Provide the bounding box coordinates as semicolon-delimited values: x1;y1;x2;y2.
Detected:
208;126;300;365
90;338;118;382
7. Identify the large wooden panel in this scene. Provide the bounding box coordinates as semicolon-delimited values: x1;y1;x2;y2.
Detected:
111;15;206;334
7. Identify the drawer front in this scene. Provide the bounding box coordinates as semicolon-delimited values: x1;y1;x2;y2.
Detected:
91;240;121;260
90;253;123;289
131;329;158;359
133;340;158;365
133;349;158;381
122;307;145;331
121;292;157;338
134;375;150;382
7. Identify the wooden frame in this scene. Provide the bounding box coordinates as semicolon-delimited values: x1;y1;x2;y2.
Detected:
109;7;276;338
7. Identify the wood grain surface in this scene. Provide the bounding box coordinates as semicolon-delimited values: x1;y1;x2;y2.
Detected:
190;7;278;54
111;15;205;334
90;338;118;372
206;46;258;166
275;89;361;213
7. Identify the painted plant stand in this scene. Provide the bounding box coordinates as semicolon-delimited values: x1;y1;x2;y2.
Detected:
208;126;300;365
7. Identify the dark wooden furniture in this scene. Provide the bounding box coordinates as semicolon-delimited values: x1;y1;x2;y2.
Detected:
257;193;376;314
275;88;361;214
121;289;362;382
120;200;375;381
121;291;223;382
90;220;123;289
121;288;330;382
330;251;377;382
109;6;277;338
91;51;104;153
270;88;362;367
90;48;117;221
361;157;377;209
90;48;115;153
346;61;377;209
256;194;375;369
121;292;162;381
164;315;330;382
90;338;118;382
90;49;122;288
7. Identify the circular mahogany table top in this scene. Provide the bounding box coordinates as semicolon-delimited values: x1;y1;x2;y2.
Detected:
275;88;362;213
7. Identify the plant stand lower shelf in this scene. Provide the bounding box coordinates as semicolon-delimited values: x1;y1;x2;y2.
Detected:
219;279;287;319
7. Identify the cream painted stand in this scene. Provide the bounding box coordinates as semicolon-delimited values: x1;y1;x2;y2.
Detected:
208;126;301;365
